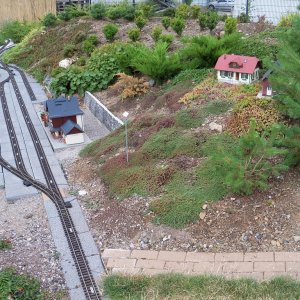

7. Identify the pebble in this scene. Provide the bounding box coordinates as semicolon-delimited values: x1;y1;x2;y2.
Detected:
199;212;206;220
293;236;300;242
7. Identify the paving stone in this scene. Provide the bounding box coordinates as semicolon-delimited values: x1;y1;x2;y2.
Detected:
286;262;300;272
0;172;4;188
263;272;292;280
86;254;106;283
68;199;90;233
158;251;186;262
102;249;131;259
193;262;223;274
78;231;99;256
107;258;137;269
223;262;254;273
275;252;300;262
185;252;215;262
142;268;170;275
112;268;141;275
215;253;244;262
68;287;86;300
244;252;274;262
254;262;285;272
231;272;264;280
136;259;165;270
164;261;194;273
131;250;158;260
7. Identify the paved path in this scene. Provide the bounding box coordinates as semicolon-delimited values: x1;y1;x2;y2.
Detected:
103;249;300;281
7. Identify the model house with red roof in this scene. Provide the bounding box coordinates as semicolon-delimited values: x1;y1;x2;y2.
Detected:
214;54;261;85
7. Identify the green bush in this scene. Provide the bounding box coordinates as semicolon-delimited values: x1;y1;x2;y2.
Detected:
42;13;57;27
137;3;153;18
171;17;185;36
76;56;86;66
180;33;241;69
162;8;176;17
191;5;201;19
225;17;238;34
198;11;218;32
58;4;87;21
0;268;41;300
161;16;171;30
128;27;141;42
205;122;288;195
0;21;35;44
131;42;181;83
63;43;76;57
106;2;135;21
102;23;118;42
82;40;95;55
151;26;163;42
135;15;147;29
175;4;191;19
159;33;174;46
74;30;87;43
90;3;106;19
278;12;299;27
238;12;250;23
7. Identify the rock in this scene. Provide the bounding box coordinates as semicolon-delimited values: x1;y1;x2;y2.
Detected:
149;79;155;87
199;212;206;220
208;122;223;133
78;190;87;196
202;204;208;210
293;236;300;242
58;58;73;69
24;213;33;219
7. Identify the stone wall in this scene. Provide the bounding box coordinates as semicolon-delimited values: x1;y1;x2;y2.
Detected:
84;92;123;131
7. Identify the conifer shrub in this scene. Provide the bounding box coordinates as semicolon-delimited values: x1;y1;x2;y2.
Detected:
175;4;191;19
171;17;185;36
131;42;181;83
161;17;171;30
135;15;147;29
225;17;238;34
191;5;201;19
128;27;141;42
102;23;119;41
63;43;76;57
90;3;106;19
163;8;176;17
106;2;135;20
136;3;153;19
151;26;163;42
159;34;174;46
42;13;57;27
58;4;87;21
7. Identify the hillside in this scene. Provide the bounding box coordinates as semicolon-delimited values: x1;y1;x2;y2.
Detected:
2;4;300;254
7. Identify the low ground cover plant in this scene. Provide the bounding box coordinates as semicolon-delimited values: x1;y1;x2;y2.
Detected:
127;27;141;42
103;23;119;42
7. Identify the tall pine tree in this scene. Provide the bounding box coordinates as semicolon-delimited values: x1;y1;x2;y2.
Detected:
270;12;300;167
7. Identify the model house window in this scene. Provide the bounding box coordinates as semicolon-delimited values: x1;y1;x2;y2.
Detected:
241;73;248;80
228;72;233;78
267;86;272;91
220;71;233;78
220;71;225;78
251;73;255;80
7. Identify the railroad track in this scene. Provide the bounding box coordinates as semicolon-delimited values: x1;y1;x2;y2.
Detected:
0;61;102;300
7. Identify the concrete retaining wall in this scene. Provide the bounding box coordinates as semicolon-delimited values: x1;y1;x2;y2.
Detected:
84;91;123;131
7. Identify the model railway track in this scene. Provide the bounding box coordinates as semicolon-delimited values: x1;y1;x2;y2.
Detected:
0;61;102;300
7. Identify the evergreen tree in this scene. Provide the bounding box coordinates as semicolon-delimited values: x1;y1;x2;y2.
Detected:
270;13;300;167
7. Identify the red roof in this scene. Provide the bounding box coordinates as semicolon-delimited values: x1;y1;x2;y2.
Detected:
214;54;260;74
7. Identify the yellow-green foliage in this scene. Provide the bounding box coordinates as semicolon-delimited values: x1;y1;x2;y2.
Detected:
278;12;299;27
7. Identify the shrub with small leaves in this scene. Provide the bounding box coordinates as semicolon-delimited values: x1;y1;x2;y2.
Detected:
171;17;185;36
278;12;299;27
238;12;250;23
90;3;106;19
199;11;218;32
135;15;147;29
225;17;238;34
163;8;176;17
198;12;208;30
102;23;118;42
151;26;163;42
159;33;174;46
110;73;149;99
175;4;191;19
42;13;57;27
137;3;153;18
74;30;87;43
162;16;171;30
63;43;76;58
191;5;201;19
81;34;98;55
76;56;86;66
128;27;141;42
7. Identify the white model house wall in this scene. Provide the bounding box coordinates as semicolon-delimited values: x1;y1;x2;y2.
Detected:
65;133;85;145
76;115;84;131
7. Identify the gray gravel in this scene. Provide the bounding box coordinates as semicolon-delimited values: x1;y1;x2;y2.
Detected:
0;190;67;294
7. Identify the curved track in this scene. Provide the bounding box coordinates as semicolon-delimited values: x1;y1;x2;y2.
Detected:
0;59;102;300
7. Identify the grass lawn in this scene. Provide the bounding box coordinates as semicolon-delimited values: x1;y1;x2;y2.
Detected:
103;273;300;300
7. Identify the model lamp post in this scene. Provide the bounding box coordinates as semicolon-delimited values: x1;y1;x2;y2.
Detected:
123;111;129;163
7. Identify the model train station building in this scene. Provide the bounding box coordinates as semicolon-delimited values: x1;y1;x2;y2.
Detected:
45;96;84;145
215;54;260;85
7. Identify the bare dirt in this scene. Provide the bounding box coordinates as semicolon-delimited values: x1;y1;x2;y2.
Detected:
66;155;300;253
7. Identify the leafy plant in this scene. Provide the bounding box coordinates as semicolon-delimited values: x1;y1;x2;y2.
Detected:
151;26;163;42
58;4;87;21
137;3;153;18
131;42;181;83
278;12;299;27
63;43;76;57
110;73;149;99
102;23;119;42
163;8;176;17
175;4;191;19
159;33;174;46
0;20;35;44
90;3;106;19
42;13;57;27
161;16;171;30
128;27;141;42
206;121;287;195
171;17;185;36
0;239;11;250
135;15;147;29
82;39;95;56
191;5;201;19
238;12;250;23
106;2;135;21
225;17;237;34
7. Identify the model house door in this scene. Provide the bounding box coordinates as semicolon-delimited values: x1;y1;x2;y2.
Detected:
236;72;239;80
